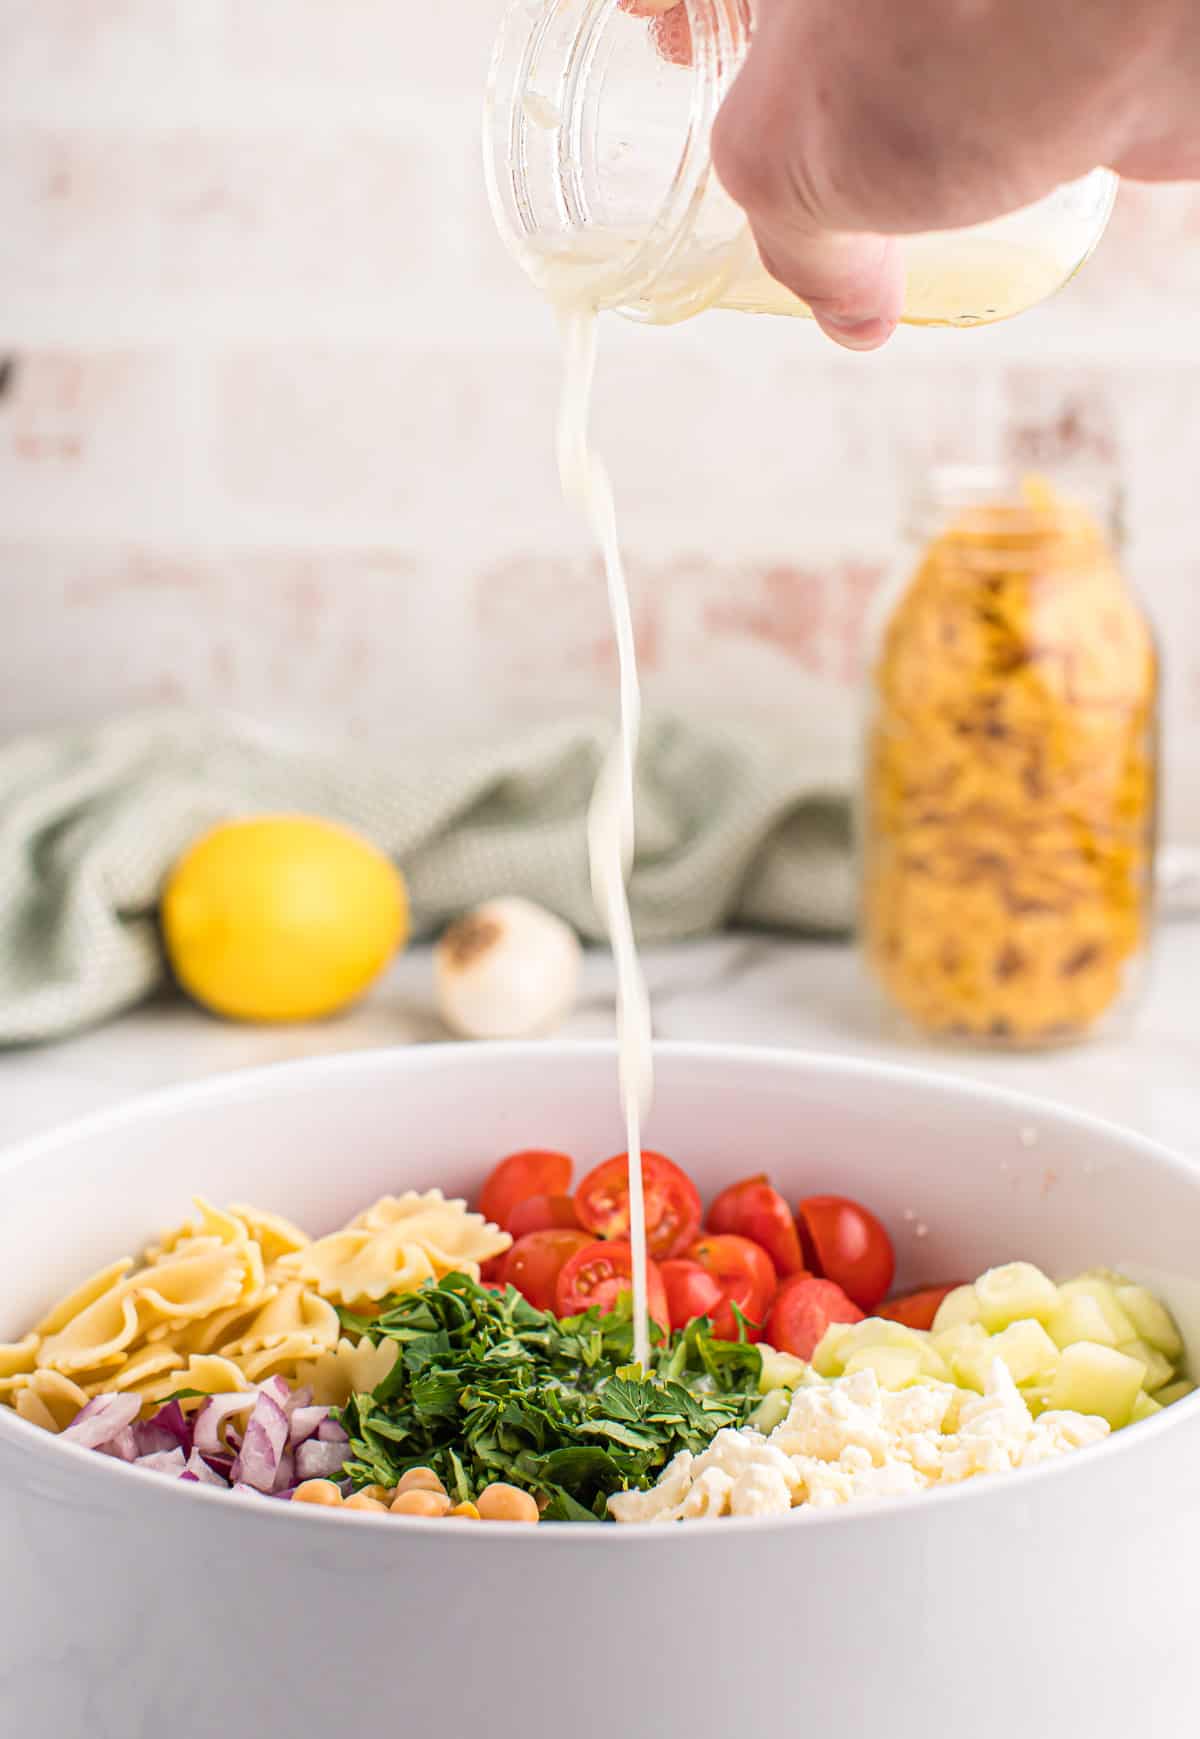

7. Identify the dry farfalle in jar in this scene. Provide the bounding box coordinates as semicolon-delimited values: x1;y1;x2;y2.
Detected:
862;476;1157;1044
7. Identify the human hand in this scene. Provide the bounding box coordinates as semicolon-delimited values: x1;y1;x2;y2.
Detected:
706;0;1200;350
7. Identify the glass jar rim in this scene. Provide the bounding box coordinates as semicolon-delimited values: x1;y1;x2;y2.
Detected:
483;0;753;316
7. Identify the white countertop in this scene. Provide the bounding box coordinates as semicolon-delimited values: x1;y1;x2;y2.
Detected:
3;930;1198;1159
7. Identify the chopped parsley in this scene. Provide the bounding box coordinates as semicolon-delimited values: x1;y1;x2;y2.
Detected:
337;1274;763;1521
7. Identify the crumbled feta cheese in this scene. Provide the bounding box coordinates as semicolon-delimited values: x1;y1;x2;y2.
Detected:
608;1359;1109;1524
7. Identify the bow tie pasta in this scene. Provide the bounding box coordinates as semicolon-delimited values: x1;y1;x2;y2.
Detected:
1;1190;510;1428
277;1191;511;1313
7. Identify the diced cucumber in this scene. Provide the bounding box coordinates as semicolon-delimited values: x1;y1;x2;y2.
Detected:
975;1263;1059;1331
932;1285;982;1333
748;1387;792;1434
1046;1291;1118;1351
1116;1337;1175;1395
1049;1343;1145;1428
1056;1278;1137;1344
1155;1379;1196;1407
1115;1285;1184;1360
948;1341;997;1395
932;1323;990;1364
1130;1391;1164;1424
757;1347;810;1395
811;1320;856;1377
842;1345;925;1389
839;1318;951;1381
1080;1266;1132;1288
915;1342;951;1382
991;1319;1060;1386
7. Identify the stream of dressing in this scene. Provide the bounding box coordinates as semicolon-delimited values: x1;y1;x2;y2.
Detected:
555;308;655;1370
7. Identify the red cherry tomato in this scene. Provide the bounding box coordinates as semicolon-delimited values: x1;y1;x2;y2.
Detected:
478;1150;573;1231
877;1284;964;1332
659;1258;725;1332
796;1195;896;1313
505;1193;581;1240
686;1234;777;1342
574;1151;702;1259
555;1240;669;1330
501;1229;592;1312
765;1275;864;1361
707;1175;805;1278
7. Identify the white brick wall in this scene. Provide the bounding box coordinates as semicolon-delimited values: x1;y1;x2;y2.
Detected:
2;2;1199;839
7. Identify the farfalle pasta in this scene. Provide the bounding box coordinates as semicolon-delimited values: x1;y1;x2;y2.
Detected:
279;1190;511;1313
294;1334;399;1408
1;1189;509;1427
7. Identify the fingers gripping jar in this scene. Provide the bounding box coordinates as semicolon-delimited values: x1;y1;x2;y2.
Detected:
860;469;1159;1048
485;1;1118;327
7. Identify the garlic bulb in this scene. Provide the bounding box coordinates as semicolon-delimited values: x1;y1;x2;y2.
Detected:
434;897;582;1040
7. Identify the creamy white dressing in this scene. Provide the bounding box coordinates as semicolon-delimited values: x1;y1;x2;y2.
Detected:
555;307;654;1369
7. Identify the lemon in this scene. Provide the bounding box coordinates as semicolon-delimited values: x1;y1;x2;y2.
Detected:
162;815;409;1023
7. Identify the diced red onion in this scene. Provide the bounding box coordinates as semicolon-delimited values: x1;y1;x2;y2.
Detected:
64;1377;350;1502
100;1425;142;1463
193;1390;260;1457
287;1405;330;1447
135;1448;187;1477
263;1375;312;1418
133;1423;180;1458
233;1391;289;1493
294;1439;350;1481
185;1449;229;1488
61;1393;142;1450
142;1400;192;1453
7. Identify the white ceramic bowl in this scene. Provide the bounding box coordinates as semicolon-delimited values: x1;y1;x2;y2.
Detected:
2;1043;1199;1739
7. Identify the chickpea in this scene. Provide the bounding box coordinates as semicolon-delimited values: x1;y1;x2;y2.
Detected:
343;1493;388;1513
395;1467;447;1498
292;1480;343;1508
360;1484;395;1505
390;1489;452;1519
448;1502;481;1520
476;1483;540;1524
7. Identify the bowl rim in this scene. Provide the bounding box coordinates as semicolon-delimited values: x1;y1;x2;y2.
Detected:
2;1038;1198;1541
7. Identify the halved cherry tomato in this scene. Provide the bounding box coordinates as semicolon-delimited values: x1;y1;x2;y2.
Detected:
796;1195;895;1313
707;1175;805;1278
506;1193;581;1240
478;1150;573;1231
659;1258;725;1332
765;1275;863;1361
501;1228;592;1312
575;1151;702;1259
877;1284;965;1332
555;1240;669;1330
686;1234;777;1342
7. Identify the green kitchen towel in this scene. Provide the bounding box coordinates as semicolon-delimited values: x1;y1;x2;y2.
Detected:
0;709;853;1046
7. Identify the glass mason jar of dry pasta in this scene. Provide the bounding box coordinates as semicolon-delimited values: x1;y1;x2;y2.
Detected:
860;467;1158;1048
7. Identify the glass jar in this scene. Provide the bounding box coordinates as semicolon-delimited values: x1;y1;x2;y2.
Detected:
860;468;1159;1048
485;0;1118;327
